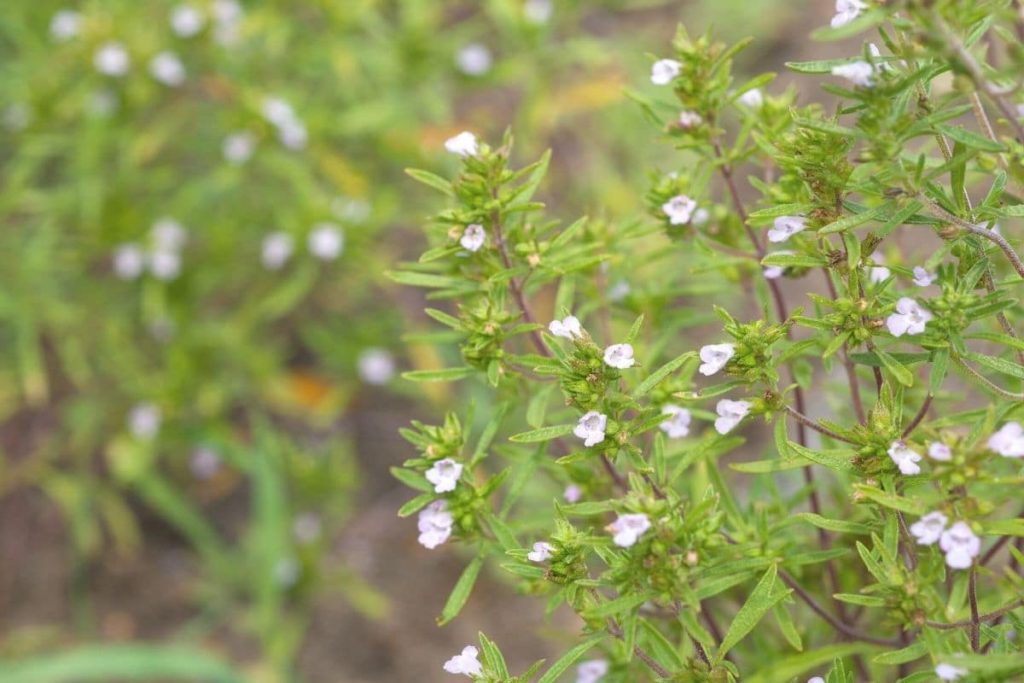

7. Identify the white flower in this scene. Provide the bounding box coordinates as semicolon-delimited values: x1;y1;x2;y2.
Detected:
909;511;947;546
928;442;952;461
662;194;697;225
278;120;308;150
151;218;188;252
170;5;206;37
549;315;584;339
886;297;932;337
650;59;682;85
128;403;161;439
417;500;454;549
912;266;937;287
456;43;492;76
260;232;293;270
831;0;867;28
767;215;806;243
940;522;981;569
189;447;221;479
935;663;968;681
692;208;710;226
527;541;554;562
678;110;703;128
887;440;922;475
563;483;582;503
308;223;344;260
460;224;486;252
113;243;145;280
659;404;692;439
988;422;1024;457
445;131;478;157
50;10;81;42
443;645;483;678
262;97;296;127
608;513;651;548
358;348;396;385
425;458;464;493
699;343;735;376
524;0;554;24
715;399;751;435
150;51;186;87
293;513;322;544
576;659;609;683
832;60;875;87
574;411;607;447
212;0;243;23
738;88;764;108
223;131;256;163
94;42;130;77
603;343;635;369
148;250;182;281
807;678;825;683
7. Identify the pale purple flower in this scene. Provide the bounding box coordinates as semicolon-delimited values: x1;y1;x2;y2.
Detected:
456;43;492;76
150;51;186;87
935;663;967;681
358;348;396;385
574;411;607;447
699;343;735;376
190;447;221;479
549;315;585;340
659;404;692;439
459;224;486;252
832;61;875;87
988;422;1024;457
678;110;703;128
563;483;582;503
764;251;793;279
650;59;682;85
527;541;554;562
912;266;937;287
113;243;145;280
767;216;806;243
308;223;344;260
887;440;922;475
94;42;130;76
425;458;464;493
608;513;651;547
940;522;980;569
909;511;947;546
524;0;554;24
445;131;478;157
662;194;697;225
715;399;751;435
417;500;454;549
886;298;932;337
223;131;256;163
738;88;764;108
576;659;609;683
50;10;81;42
928;442;952;461
443;645;483;677
261;232;293;270
171;5;206;37
869;251;891;283
128;402;161;440
831;0;867;28
603;343;635;369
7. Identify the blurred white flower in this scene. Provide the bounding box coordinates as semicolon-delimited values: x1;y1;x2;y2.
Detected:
425;458;463;493
574;411;607;447
189;446;222;480
460;224;486;252
94;42;130;77
738;88;764;108
767;215;806;243
261;232;294;270
662;194;697;225
524;0;554;24
912;265;936;286
527;541;553;562
832;60;875;87
608;513;651;547
928;441;952;461
128;402;162;440
868;251;891;283
714;399;750;435
886;297;932;337
50;9;81;42
651;58;682;85
764;250;794;279
576;659;609;683
113;243;146;280
212;0;243;23
358;348;396;385
604;343;635;369
151;218;188;252
149;249;182;280
831;0;867;28
887;440;922;475
563;483;582;503
692;207;710;226
940;522;980;569
699;343;735;376
417;500;453;549
212;0;243;45
150;51;186;87
988;421;1024;457
307;223;344;260
807;678;825;683
443;645;482;678
935;663;967;681
293;513;322;544
678;110;703;128
170;5;205;37
456;43;492;76
909;511;947;545
278;120;308;150
659;404;691;439
549;315;584;339
222;131;256;163
262;97;296;127
445;131;478;157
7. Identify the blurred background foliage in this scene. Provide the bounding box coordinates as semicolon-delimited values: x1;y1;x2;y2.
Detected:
0;1;836;681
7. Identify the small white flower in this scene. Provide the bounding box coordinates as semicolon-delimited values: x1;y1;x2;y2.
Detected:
738;88;764;108
443;645;483;678
715;399;751;435
212;0;243;23
308;223;344;260
460;224;486;252
576;659;609;683
662;194;697;225
763;251;794;279
678;110;703;128
909;511;947;546
563;483;582;503
886;297;932;337
262;97;296;127
293;513;322;544
189;447;221;479
113;243;145;280
988;422;1024;457
831;0;867;28
128;403;162;439
603;343;635;369
832;60;875;87
417;500;454;549
425;458;464;493
149;249;182;281
549;315;584;339
928;442;952;461
650;58;682;85
574;411;608;447
358;348;396;385
94;42;130;77
445;131;478;157
456;43;492;76
868;252;891;283
940;522;981;569
887;440;922;475
912;266;937;287
767;215;806;243
222;131;256;163
151;218;188;252
150;51;186;87
527;541;554;562
170;5;206;37
935;663;968;681
699;343;735;376
50;10;81;42
608;513;651;548
659;404;692;439
692;208;710;226
807;678;825;683
261;232;293;270
278;120;308;150
524;0;554;24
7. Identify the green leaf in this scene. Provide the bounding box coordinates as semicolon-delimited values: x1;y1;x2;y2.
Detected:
583;593;650;620
509;424;574;443
982;518;1024;537
558;500;614;516
875;349;914;387
536;635;605;683
930;349;949;395
852;485;925;514
833;593;886;607
437;555;485;625
633;351;695;397
402;366;475;382
715;564;790;662
818;203;889;235
405;168;454;196
872;640;928;665
936;124;1005;152
796;512;871;535
625;314;645;345
963;351;1024;380
0;644;246;683
390;467;433;492
760;253;827;268
397;492;435;517
385;270;472;289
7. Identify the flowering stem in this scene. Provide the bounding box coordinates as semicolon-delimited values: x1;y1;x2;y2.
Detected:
822;268;866;423
969;566;981;651
783;405;856;444
604;614;673;678
921;196;1024;280
925;600;1023;629
952;354;1024;400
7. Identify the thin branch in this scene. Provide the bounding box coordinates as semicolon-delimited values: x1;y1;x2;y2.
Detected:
926;600;1023;630
784;405;857;444
969;566;981;651
920;196;1024;280
489;200;549;357
953;354;1024;400
822;267;866;423
605;617;673;678
901;394;933;438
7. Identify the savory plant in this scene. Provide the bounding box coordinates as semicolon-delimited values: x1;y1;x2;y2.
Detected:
393;1;1024;680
